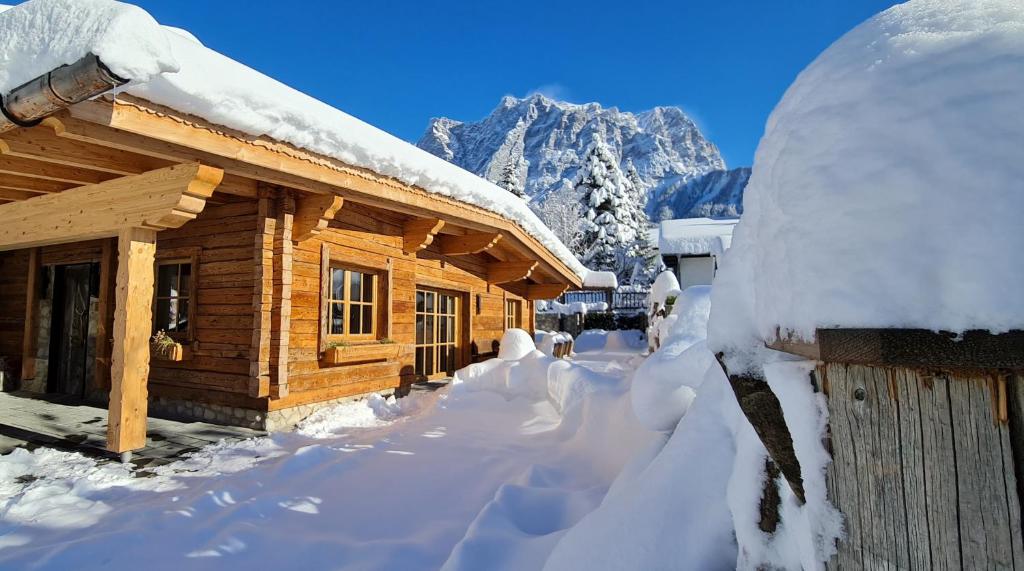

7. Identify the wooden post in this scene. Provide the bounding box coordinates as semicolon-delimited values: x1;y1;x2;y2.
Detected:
94;238;116;390
106;227;156;454
20;247;40;383
270;191;294;399
765;328;1024;569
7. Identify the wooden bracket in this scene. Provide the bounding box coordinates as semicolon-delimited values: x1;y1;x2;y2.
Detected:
293;193;343;242
488;261;538;284
0;163;222;251
403;217;445;254
438;232;502;256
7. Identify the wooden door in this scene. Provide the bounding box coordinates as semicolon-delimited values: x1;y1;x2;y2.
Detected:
47;263;98;398
415;288;460;379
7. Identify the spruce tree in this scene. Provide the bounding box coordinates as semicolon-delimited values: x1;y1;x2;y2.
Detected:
576;132;633;276
498;155;527;199
622;158;656;284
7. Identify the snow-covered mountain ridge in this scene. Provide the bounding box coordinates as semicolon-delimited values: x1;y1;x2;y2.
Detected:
416;94;747;220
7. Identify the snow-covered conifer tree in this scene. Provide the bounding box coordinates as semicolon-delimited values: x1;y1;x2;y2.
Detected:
575;132;634;276
498;154;527;199
533;187;583;255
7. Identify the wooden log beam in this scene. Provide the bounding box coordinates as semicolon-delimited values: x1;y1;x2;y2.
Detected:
0;189;35;202
0;127;172;175
0;173;75;194
438;232;502;256
767;328;1024;370
403;217;445;254
107;227;157;454
488;261;538;284
526;283;570;300
293;193;343;242
0;163;222;251
0;154;116;185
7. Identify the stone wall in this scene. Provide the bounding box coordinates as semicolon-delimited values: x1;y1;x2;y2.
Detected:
148;388;396;432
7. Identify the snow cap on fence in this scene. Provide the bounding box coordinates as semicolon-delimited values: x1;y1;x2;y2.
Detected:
709;0;1024;367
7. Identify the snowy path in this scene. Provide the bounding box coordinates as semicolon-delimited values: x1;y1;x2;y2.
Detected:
0;345;648;571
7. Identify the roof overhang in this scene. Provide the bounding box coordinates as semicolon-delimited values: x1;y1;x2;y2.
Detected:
32;95;581;289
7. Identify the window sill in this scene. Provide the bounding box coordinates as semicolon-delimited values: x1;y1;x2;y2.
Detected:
322;342;400;366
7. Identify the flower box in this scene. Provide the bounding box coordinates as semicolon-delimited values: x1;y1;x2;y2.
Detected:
151;341;185;362
322;342;400;365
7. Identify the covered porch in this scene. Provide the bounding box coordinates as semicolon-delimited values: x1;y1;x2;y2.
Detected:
0;162;225;459
0;390;262;464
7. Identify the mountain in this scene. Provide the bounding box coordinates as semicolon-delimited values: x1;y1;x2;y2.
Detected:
416;94;745;218
649;167;750;221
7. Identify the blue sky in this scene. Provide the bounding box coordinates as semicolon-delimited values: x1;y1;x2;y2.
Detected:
129;0;901;168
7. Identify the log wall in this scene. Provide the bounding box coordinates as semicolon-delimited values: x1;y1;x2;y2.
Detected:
146;199;264;410
278;200;530;411
0;193;538;422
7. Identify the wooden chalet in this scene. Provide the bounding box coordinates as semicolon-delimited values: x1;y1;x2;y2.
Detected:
0;64;579;458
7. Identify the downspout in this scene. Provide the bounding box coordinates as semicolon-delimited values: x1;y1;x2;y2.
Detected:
0;52;128;134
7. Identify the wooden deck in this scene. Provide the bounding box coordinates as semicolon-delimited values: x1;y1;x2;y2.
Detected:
0;391;263;466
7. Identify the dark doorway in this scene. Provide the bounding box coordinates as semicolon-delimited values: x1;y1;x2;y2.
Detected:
46;263;99;398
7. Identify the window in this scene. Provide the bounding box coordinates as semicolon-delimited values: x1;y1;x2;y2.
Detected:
154;262;192;337
505;299;522;330
329;267;377;338
415;289;459;378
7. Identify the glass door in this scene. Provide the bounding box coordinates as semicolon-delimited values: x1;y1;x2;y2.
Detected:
415;289;460;379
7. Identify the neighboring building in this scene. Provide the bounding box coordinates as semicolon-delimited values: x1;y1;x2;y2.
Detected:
0;2;586;456
656;218;738;290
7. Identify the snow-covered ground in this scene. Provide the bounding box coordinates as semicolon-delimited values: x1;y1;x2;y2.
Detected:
0;332;655;570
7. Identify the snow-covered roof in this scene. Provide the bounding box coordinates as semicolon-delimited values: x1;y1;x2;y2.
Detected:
657;217;737;256
709;0;1024;359
0;0;591;282
581;270;617;290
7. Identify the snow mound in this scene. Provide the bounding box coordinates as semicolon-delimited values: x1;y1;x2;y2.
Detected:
632;286;714;432
535;331;572;356
0;0;177;93
711;0;1024;359
650;270;681;310
498;328;538;361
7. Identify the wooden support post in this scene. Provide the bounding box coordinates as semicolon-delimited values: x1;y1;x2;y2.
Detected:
20;247;39;383
94;238;116;389
270;192;294;399
106;227;157;454
249;195;274;398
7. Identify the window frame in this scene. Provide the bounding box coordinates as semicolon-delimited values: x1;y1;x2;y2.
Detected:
505;298;522;330
326;263;379;341
415;287;461;380
152;251;198;342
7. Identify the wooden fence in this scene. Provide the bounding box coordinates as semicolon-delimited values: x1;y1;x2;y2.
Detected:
724;328;1024;569
559;289;649;312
